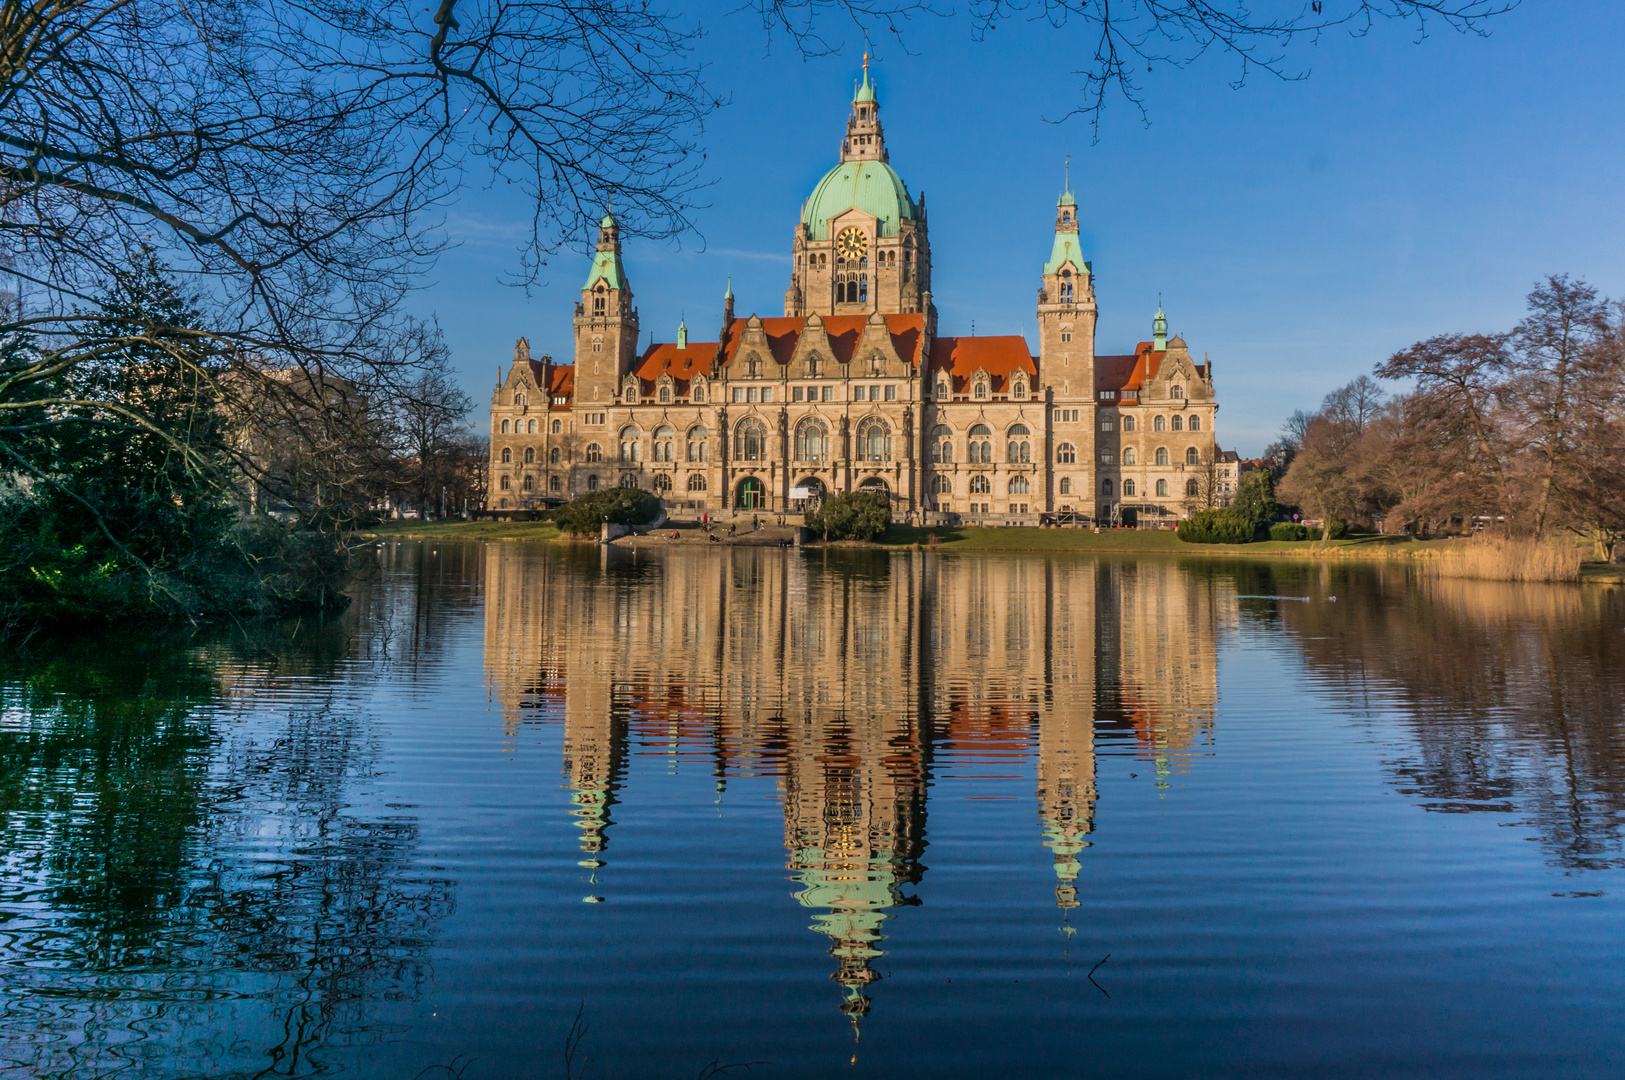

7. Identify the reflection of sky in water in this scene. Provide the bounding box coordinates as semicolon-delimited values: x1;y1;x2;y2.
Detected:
0;544;1622;1079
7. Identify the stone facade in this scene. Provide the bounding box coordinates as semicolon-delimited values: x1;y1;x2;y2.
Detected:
489;63;1225;526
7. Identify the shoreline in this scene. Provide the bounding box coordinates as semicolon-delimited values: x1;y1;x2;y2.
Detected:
356;520;1623;583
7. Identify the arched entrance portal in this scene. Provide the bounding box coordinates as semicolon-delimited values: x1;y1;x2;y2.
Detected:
735;476;765;510
857;477;890;497
1120;507;1139;528
790;477;824;510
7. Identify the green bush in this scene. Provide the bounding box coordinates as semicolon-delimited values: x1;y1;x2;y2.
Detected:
1233;471;1278;534
1177;509;1256;545
805;491;891;542
554;487;662;536
1270;522;1309;541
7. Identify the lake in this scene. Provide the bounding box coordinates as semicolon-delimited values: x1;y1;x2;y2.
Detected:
2;542;1622;1078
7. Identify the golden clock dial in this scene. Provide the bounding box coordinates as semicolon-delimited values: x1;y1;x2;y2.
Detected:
836;227;868;259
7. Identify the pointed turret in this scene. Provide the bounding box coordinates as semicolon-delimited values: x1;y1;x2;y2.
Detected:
723;277;735;331
1153;300;1167;352
841;53;887;164
677;316;688;349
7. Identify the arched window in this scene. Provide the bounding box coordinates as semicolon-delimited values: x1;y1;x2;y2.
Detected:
1186;479;1199;497
687;474;707;492
619;425;641;462
620;472;640;489
550;447;561;465
587;474;599;491
501;447;512;463
523;447;535;463
929;424;953;463
593;286;606;315
1123;479;1136;496
968;424;992;463
1008;476;1030;495
501;420;510;434
1060;478;1072;495
1006;424;1031;463
526;419;536;434
586;443;602;463
737;419;766;462
931;475;952;494
552;419;562;434
693;381;707;403
1154;415;1167;432
1171;385;1185;399
973;380;989;400
687;426;709;462
1186;446;1200;465
513;393;525;407
1056;442;1076;463
746;352;762;377
1012;377;1027;398
1155;447;1170;466
651;425;675;463
1171;415;1183;431
1060;268;1074;304
1100;416;1114;432
1156;479;1169;497
659;385;671;403
654;473;673;493
1102;478;1113;496
549;475;561;492
523;475;535;491
795;418;829;462
936;379;951;400
970;475;991;495
1122;447;1137;466
1122;416;1136;432
499;475;511;490
857;419;891;462
1189;415;1201;431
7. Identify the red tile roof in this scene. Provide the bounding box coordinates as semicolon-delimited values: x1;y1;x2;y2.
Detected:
927;335;1036;394
632;342;716;389
1095;342;1210;393
718;313;927;368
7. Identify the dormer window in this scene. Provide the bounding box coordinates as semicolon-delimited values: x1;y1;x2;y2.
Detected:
1171;384;1185;399
973;380;988;401
936;379;950;399
1013;377;1027;398
658;385;670;403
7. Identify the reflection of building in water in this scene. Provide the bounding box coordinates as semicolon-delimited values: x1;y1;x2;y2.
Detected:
482;547;1217;1010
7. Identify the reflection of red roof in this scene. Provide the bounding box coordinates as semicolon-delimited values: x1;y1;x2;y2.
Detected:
928;336;1037;395
718;314;927;368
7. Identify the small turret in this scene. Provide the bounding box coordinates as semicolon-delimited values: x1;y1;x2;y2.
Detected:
677;316;688;349
723;277;735;330
1153;300;1167;352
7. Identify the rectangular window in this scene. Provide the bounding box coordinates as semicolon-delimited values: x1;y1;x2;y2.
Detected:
1098;390;1116;401
1008;504;1018;515
733;387;745;403
762;388;773;403
1101;418;1114;431
793;387;804;402
822;386;833;402
747;387;758;402
885;385;897;401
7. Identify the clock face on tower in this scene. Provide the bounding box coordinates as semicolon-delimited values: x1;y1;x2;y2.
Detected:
836;227;868;259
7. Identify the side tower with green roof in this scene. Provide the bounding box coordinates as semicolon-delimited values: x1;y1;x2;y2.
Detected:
785;57;932;320
573;210;639;409
1036;168;1100;517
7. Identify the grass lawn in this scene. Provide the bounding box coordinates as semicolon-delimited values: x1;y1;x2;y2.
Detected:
358;519;562;542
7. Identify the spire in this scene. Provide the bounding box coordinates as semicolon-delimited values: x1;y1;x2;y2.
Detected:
1059;155;1076;208
722;277;735;330
677;315;688;349
841;56;885;163
854;51;876;103
1153;298;1167;351
724;275;734;302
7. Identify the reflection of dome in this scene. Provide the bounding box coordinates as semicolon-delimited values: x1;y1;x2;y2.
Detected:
793;845;916;1017
802;161;916;240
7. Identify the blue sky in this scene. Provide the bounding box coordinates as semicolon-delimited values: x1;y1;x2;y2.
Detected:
417;4;1625;456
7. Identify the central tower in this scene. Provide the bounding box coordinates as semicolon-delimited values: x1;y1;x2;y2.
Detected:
785;57;932;318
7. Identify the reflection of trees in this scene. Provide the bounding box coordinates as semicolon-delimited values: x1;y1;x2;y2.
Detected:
0;627;454;1079
1275;568;1625;872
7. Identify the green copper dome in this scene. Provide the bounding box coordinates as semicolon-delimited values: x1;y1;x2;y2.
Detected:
802;160;915;240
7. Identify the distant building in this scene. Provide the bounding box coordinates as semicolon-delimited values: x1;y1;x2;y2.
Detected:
489;61;1223;527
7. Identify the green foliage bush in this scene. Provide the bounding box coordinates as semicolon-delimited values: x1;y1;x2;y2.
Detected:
1233;470;1278;534
1177;509;1256;545
805;491;892;542
554;487;662;535
1270;522;1310;541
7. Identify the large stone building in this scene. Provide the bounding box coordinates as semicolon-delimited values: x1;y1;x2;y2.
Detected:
490;63;1224;527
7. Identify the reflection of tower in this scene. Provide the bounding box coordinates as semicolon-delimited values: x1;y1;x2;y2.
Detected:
779;553;930;1025
1034;560;1099;910
563;686;627;877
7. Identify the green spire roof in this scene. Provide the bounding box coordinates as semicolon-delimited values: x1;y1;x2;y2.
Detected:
1153;300;1167;347
1058;156;1076;207
854;53;876;103
724;276;734;301
600;210;615;227
1043;234;1089;276
582;247;625;290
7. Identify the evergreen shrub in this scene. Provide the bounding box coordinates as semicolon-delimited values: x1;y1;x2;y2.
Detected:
1270;523;1310;541
805;491;891;542
554;487;661;535
1177;509;1256;545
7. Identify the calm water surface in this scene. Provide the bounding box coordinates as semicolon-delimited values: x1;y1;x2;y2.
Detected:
2;544;1623;1078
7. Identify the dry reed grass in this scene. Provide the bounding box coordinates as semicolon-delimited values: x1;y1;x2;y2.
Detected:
1422;535;1583;583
